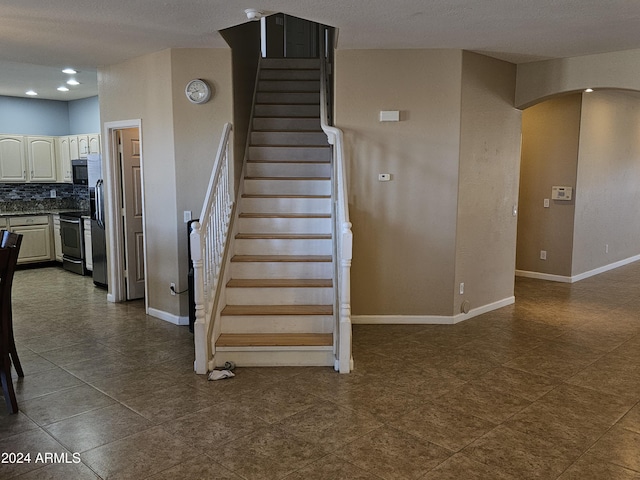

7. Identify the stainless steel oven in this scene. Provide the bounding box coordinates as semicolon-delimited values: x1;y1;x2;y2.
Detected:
60;213;85;275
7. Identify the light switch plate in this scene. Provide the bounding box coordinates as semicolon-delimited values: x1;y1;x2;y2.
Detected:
379;110;400;122
378;173;391;181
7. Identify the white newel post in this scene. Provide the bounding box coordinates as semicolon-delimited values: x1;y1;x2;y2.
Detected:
190;222;208;374
339;222;353;373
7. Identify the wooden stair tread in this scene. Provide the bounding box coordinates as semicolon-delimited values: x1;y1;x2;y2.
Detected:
235;233;331;239
250;144;328;148
217;333;332;347
242;194;330;199
239;213;330;218
222;304;333;316
247;159;330;164
253;114;319;118
245;176;330;181
231;255;332;262
252;129;323;133
255;103;320;106
227;279;332;288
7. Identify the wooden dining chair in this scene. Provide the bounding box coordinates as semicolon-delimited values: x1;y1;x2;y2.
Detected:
0;230;23;414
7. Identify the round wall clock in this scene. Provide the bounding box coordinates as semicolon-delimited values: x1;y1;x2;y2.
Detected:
185;79;211;104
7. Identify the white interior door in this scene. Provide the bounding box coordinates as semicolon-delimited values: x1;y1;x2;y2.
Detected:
119;128;145;300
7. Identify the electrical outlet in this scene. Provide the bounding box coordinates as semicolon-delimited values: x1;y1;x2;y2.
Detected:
170;282;176;295
459;282;464;295
50;189;56;198
605;244;609;253
540;250;547;260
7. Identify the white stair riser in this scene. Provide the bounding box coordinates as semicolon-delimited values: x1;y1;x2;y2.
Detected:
241;197;331;214
244;179;330;196
235;238;332;255
239;217;331;234
246;162;330;178
231;261;332;279
256;92;320;104
251;131;328;146
260;69;320;81
254;104;320;117
260;58;321;69
258;80;320;92
227;287;333;305
249;146;331;162
253;117;321;131
221;315;333;334
214;349;334;368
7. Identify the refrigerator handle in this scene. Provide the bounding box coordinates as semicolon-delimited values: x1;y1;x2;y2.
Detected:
96;179;104;228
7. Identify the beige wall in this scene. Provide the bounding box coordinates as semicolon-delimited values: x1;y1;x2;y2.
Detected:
99;48;233;317
516;94;581;276
573;91;640;275
335;49;463;316
455;52;521;314
516;49;640;108
170;49;234;314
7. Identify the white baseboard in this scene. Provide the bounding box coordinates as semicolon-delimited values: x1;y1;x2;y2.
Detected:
515;270;572;283
352;296;515;325
353;315;454;325
571;254;640;282
148;307;189;326
516;254;640;283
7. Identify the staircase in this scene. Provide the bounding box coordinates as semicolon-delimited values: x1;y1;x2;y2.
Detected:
215;58;336;367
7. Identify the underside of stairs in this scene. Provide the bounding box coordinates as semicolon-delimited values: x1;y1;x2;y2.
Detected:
215;57;335;367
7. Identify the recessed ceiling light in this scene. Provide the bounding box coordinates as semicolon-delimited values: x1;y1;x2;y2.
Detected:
66;79;80;86
585;88;594;93
25;90;38;96
57;86;70;92
62;68;77;74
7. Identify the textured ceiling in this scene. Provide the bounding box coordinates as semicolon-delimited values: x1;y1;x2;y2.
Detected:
2;0;640;100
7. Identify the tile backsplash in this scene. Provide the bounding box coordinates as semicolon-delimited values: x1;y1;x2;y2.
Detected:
0;183;89;213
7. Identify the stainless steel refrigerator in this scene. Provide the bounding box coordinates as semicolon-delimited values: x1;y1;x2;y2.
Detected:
87;154;108;288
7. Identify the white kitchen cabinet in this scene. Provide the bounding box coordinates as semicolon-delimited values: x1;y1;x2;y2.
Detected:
56;137;73;183
77;135;89;158
69;136;80;160
88;134;101;155
52;214;62;262
8;215;53;264
83;217;92;271
1;133;100;183
0;135;27;182
26;136;57;182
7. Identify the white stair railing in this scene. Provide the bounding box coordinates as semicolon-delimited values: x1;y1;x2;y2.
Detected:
190;123;234;374
319;29;354;373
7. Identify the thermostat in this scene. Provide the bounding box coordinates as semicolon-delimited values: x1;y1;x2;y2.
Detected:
551;186;573;201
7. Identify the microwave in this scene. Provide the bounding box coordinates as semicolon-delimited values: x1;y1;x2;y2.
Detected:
71;159;88;185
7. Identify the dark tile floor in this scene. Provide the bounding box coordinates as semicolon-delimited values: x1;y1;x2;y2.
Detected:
2;263;640;479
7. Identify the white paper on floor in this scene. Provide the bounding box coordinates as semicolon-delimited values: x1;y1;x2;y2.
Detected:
208;369;235;381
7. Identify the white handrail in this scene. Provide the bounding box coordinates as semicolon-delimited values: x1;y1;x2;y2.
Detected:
190;123;234;374
319;32;353;373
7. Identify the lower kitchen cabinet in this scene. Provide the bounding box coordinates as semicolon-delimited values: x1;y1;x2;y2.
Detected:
8;215;53;264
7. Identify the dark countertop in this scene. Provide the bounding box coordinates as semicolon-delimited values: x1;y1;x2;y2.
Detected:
0;209;89;218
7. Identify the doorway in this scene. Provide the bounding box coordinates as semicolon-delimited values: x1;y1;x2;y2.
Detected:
103;120;147;305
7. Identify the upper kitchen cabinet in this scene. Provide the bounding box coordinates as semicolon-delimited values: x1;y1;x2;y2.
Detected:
26;136;57;182
1;133;101;183
56;136;72;183
0;135;27;182
88;134;101;156
76;134;101;158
